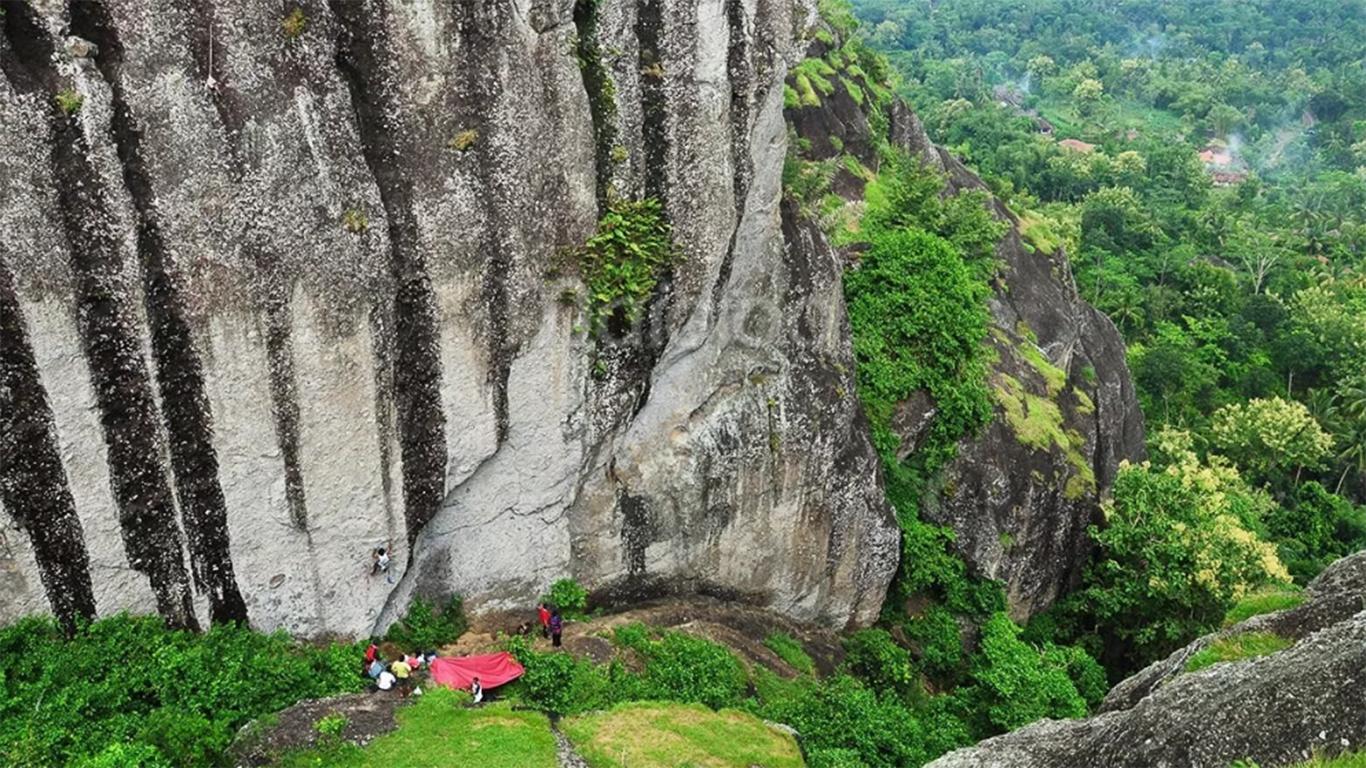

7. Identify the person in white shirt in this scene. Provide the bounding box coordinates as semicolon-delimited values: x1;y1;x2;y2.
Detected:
372;547;394;584
377;670;396;691
471;677;483;704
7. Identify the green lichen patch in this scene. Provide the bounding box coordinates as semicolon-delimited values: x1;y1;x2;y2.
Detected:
341;207;368;234
1072;386;1096;416
993;373;1095;496
54;89;84;115
793;73;821;108
280;7;306;38
841;76;865;105
1184;632;1292;673
1018;342;1067;396
448;129;479;152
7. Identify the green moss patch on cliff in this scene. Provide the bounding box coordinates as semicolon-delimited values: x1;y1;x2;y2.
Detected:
570;198;674;336
992;372;1096;499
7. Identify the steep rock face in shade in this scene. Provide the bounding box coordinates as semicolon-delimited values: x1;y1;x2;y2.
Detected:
0;0;899;637
785;50;1145;620
926;550;1366;768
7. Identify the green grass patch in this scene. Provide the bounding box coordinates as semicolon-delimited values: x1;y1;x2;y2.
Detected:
283;693;558;768
763;633;816;675
1184;632;1293;673
1235;751;1366;767
564;702;804;768
992;373;1095;495
1223;586;1305;627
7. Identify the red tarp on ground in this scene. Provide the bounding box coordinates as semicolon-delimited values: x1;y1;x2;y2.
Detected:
428;652;525;691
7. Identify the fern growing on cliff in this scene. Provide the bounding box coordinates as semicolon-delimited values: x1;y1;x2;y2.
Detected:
575;198;674;337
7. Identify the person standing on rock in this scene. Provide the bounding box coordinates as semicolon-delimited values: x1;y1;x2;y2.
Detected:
549;610;563;648
537;602;551;638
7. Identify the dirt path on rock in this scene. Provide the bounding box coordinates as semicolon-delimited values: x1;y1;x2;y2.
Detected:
442;596;846;677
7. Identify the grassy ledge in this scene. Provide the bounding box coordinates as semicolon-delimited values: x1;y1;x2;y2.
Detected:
1184;632;1293;674
563;702;804;768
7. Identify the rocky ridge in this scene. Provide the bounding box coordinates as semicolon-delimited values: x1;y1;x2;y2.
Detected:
927;550;1366;768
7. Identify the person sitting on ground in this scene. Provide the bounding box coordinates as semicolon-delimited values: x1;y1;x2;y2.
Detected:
367;658;386;679
376;668;396;692
422;649;439;666
537;602;551;638
471;677;483;704
391;656;412;698
549;610;563;648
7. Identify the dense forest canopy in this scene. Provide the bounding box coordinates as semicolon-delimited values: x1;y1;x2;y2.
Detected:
850;0;1366;682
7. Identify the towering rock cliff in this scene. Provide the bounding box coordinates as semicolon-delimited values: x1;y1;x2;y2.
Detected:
0;0;1139;638
1;0;899;637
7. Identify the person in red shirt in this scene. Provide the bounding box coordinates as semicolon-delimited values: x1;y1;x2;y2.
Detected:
362;642;379;676
537;603;551;639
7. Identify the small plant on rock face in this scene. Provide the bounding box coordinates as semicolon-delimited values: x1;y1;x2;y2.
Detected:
55;89;83;115
314;713;347;741
610;144;629;164
449;129;479;152
341;207;368;233
281;7;307;38
543;578;589;619
574;198;674;336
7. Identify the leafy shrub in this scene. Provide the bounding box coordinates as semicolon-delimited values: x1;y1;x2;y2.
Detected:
902;605;965;681
574;199;674;335
0;615;363;767
383;596;467;651
763;632;815;675
841;629;917;702
315;713;348;740
1070;449;1290;672
1184;632;1292;673
758;675;970;768
543;578;589;619
613;628;748;709
956;613;1088;735
505;634;614;715
55;89;84;115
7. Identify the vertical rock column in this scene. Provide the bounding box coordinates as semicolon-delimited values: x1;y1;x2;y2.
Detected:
1;3;197;630
0;259;98;635
68;0;248;626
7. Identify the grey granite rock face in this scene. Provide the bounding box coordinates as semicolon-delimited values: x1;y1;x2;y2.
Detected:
785;47;1146;621
0;0;898;636
928;550;1366;768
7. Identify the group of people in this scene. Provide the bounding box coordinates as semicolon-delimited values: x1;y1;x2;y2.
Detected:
364;643;437;699
361;643;485;703
536;603;564;647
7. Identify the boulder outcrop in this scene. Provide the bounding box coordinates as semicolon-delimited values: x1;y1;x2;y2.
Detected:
784;46;1145;620
927;550;1366;768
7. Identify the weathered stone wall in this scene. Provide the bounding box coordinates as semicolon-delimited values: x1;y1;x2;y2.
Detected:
927;551;1366;768
0;0;899;636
